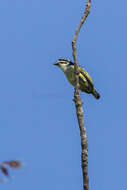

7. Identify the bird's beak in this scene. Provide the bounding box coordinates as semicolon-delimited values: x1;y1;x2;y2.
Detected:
53;62;59;66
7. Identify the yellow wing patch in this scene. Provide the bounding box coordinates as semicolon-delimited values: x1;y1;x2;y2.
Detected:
79;73;87;82
78;66;93;85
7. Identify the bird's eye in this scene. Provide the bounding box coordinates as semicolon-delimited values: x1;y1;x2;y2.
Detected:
60;62;67;65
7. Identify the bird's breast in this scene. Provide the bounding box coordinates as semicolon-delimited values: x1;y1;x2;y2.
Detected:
65;70;75;86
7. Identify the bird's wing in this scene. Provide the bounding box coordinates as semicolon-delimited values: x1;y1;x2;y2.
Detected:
78;66;94;88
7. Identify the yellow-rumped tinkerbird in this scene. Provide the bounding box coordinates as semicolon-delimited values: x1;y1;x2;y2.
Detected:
54;58;100;99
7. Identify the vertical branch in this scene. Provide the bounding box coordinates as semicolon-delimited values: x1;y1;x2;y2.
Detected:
72;1;91;190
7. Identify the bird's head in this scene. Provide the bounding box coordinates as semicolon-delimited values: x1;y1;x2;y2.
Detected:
53;58;74;72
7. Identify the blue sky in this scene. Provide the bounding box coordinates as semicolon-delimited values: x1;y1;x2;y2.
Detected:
0;0;127;189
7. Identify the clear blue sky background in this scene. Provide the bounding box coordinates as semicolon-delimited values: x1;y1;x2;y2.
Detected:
0;0;126;189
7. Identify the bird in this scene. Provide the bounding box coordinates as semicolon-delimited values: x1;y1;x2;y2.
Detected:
53;58;100;99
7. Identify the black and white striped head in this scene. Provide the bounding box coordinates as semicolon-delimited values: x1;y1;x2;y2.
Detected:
53;58;74;72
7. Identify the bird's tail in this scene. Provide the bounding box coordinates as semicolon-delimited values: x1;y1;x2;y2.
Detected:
92;88;100;99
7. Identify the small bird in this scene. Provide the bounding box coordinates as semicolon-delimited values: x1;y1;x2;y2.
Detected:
54;58;100;99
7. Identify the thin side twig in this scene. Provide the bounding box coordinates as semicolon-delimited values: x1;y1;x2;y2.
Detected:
72;1;91;190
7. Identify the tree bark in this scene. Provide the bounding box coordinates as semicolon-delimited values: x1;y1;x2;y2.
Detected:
72;1;91;190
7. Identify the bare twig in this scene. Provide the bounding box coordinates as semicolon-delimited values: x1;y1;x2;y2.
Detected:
72;1;91;190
